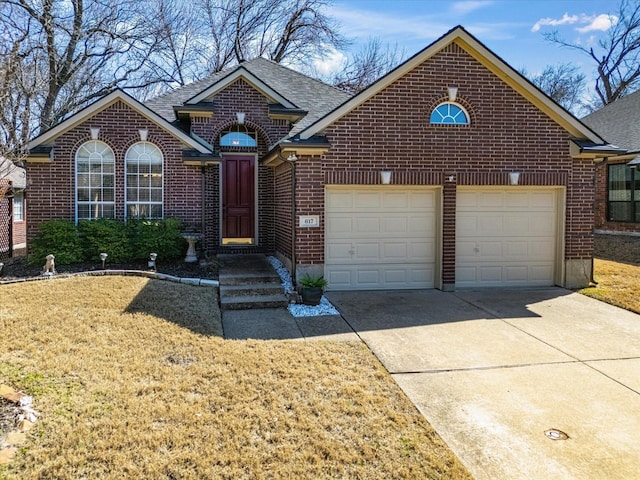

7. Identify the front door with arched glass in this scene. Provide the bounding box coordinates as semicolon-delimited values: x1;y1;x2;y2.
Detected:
222;154;255;244
220;125;257;245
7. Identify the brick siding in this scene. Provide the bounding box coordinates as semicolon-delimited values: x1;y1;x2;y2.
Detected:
594;160;640;233
26;100;202;242
289;43;595;285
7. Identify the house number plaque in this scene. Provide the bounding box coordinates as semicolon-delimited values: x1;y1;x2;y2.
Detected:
299;215;319;227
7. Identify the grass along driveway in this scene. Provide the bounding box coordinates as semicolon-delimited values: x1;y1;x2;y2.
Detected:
0;276;471;479
580;258;640;314
580;234;640;314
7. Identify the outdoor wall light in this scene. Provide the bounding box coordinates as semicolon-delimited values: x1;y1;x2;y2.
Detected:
139;128;148;141
448;86;458;102
381;170;392;184
236;112;246;124
287;153;298;162
509;171;521;185
90;127;100;140
100;252;108;269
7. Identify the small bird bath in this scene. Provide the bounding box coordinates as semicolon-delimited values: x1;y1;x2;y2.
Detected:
182;233;202;263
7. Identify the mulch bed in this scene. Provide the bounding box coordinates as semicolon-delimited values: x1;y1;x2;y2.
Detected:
0;398;17;446
594;234;640;265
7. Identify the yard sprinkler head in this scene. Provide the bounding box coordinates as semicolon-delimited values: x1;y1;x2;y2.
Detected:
149;253;158;271
100;252;108;269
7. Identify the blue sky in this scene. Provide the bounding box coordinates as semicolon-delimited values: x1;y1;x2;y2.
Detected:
316;0;618;82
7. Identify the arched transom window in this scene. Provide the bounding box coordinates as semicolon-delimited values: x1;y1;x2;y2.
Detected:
125;142;163;219
76;140;115;220
220;124;257;147
430;102;470;125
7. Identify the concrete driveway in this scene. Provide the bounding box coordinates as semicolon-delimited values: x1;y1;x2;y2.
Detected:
326;287;640;480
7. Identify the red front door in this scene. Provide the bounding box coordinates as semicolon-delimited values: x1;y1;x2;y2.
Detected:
222;155;255;242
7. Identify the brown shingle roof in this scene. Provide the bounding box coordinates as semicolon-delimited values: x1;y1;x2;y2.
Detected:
582;90;640;152
144;58;350;139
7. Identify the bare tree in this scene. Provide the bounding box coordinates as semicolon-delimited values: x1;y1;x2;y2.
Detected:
543;0;640;107
181;0;346;75
522;64;587;115
142;0;205;89
0;8;41;164
2;0;165;133
330;37;404;94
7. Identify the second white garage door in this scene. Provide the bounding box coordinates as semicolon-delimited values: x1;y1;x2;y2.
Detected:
325;186;438;290
456;187;561;288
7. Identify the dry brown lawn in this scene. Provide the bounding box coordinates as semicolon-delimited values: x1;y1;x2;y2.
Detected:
580;258;640;314
0;276;471;479
580;235;640;314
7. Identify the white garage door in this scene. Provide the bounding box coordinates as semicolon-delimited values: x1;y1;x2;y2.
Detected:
456;188;560;288
325;186;438;290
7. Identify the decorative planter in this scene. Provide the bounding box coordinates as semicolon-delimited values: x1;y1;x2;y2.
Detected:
301;287;323;306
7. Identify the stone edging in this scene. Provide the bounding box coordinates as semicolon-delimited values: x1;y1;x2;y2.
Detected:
0;270;220;287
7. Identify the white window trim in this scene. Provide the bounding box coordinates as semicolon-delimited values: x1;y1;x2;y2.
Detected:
13;191;24;221
75;140;116;222
124;141;164;220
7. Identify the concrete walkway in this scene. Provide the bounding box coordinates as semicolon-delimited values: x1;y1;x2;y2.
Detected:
326;288;640;480
222;308;359;342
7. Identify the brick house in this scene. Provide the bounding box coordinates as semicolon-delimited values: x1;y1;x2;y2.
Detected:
582;90;640;235
0;157;27;259
26;26;618;290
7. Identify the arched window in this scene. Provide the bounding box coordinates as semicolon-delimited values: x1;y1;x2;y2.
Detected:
430;102;470;125
220;125;257;147
76;140;115;220
125;142;163;219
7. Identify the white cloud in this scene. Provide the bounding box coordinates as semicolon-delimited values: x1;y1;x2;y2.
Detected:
576;14;617;33
313;47;347;76
531;13;579;32
532;12;618;33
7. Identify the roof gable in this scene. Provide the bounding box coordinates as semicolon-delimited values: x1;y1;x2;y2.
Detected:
185;67;297;108
144;57;350;134
28;89;210;153
297;26;605;144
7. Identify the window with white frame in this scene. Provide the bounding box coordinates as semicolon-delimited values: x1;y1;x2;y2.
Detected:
76;140;115;220
125;142;163;219
429;102;470;125
13;191;24;221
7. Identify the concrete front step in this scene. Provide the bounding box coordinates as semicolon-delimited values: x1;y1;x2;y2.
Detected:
220;294;289;310
220;283;284;297
219;272;281;286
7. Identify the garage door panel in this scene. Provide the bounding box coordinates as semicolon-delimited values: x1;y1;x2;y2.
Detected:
326;216;353;235
326;264;434;290
354;192;381;209
326;191;354;209
326;187;437;290
356;216;381;233
456;188;558;288
353;242;380;260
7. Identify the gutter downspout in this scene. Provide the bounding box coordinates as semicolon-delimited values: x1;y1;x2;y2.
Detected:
201;166;206;258
277;151;298;284
290;160;296;285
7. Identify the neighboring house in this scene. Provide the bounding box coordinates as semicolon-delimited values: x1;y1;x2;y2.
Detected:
0;157;27;258
582;90;640;235
25;26;618;290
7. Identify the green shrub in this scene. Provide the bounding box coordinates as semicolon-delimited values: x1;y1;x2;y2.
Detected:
29;220;84;265
127;218;185;261
30;218;188;265
78;219;132;263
